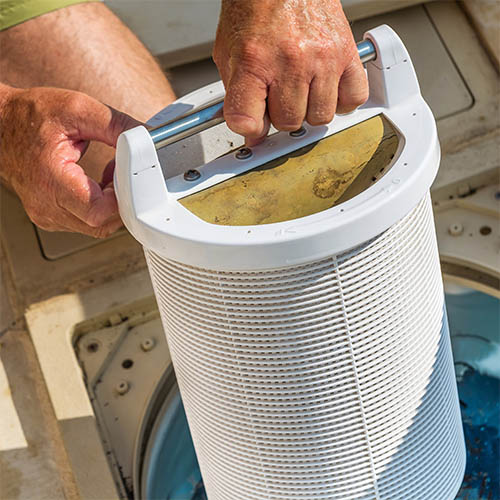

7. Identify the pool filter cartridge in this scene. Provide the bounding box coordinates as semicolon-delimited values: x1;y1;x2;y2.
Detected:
115;25;466;500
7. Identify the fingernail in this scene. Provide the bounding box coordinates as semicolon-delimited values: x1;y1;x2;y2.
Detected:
225;113;259;136
245;136;266;147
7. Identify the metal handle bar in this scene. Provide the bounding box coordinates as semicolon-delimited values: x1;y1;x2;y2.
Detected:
150;39;376;150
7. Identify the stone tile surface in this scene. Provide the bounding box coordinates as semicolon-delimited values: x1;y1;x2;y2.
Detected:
0;244;17;335
462;0;500;71
0;330;78;500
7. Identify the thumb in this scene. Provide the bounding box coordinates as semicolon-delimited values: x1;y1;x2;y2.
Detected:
224;67;268;139
245;112;271;147
101;158;115;187
66;92;142;147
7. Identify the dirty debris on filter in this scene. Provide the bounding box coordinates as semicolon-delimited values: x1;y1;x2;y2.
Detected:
180;115;399;226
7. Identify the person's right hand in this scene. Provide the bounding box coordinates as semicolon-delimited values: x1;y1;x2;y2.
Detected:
213;0;368;146
0;85;140;238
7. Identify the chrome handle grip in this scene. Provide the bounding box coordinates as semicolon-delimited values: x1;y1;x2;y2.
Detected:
150;39;376;150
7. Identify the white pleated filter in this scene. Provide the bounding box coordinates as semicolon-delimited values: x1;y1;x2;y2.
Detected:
145;193;465;500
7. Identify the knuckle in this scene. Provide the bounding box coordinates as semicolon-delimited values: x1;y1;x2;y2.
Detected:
237;39;266;63
91;228;107;239
278;41;304;66
307;108;335;126
27;208;50;230
65;91;87;116
352;84;369;105
84;202;117;228
339;88;369;112
357;86;370;105
307;115;331;127
84;211;105;228
273;119;303;132
315;41;337;62
91;225;113;239
271;112;304;132
270;97;306;131
234;41;270;78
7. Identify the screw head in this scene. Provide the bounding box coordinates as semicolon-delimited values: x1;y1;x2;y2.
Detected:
289;126;306;138
184;169;201;181
86;341;99;354
116;380;130;395
235;147;253;160
141;338;155;352
448;223;464;236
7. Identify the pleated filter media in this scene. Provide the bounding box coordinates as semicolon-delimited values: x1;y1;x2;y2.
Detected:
115;25;466;500
144;195;465;500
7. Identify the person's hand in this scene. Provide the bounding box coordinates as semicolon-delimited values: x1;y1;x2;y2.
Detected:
0;85;140;237
213;0;369;145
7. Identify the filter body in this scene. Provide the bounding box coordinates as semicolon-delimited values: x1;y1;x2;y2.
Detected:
145;194;465;500
115;25;466;500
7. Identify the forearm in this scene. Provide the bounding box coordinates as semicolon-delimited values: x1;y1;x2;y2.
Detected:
0;1;178;238
0;2;175;121
219;0;347;33
0;1;176;188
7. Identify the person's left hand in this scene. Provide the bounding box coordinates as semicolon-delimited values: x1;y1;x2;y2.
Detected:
0;85;140;237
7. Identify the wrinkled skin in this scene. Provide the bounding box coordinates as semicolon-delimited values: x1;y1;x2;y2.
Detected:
0;85;139;237
0;0;366;239
214;0;369;145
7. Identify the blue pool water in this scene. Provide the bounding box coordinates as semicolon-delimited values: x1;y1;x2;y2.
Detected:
449;290;500;500
144;290;499;500
143;390;205;500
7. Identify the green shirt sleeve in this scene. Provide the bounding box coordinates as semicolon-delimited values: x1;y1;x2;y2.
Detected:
0;0;101;31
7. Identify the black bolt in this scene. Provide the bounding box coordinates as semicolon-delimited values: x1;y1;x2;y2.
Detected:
87;342;99;353
289;126;306;137
235;147;253;160
184;169;201;181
